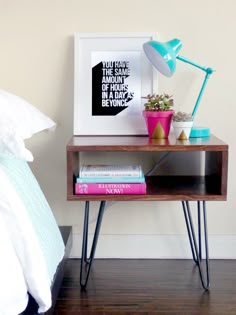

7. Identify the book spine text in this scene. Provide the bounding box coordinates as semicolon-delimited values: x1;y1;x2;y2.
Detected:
76;175;145;183
75;183;146;195
79;165;142;178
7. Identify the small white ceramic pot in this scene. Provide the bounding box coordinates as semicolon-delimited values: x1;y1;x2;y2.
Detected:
172;121;194;140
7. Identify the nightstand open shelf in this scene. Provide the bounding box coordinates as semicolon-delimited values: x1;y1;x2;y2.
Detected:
67;134;228;201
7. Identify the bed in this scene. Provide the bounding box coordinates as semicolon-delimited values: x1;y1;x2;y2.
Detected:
21;226;72;315
0;89;72;314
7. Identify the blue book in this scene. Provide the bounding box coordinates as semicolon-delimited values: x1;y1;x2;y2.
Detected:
76;174;145;183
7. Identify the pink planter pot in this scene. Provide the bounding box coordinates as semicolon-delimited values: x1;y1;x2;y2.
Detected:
143;110;174;139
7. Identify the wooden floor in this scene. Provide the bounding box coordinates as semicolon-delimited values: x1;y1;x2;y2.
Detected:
54;259;236;315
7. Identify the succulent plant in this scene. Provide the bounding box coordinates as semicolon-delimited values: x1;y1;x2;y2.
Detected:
172;111;193;122
143;93;174;111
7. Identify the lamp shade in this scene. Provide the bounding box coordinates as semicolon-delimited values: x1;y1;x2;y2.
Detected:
143;39;182;77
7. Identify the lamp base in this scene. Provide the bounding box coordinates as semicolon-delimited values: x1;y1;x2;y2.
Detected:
190;127;210;138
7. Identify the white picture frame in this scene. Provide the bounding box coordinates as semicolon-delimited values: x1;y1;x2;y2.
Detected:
74;32;157;135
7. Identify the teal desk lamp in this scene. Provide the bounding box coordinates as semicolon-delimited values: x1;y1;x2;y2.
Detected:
143;39;214;137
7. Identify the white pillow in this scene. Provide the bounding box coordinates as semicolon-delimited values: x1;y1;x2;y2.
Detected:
0;128;34;161
0;89;56;161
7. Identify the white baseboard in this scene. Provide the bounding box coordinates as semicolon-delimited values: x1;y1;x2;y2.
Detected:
70;233;236;259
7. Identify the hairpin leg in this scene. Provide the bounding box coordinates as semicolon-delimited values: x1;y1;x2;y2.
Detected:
80;200;106;289
182;200;210;290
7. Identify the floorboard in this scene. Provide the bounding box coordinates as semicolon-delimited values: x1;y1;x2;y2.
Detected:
54;259;236;314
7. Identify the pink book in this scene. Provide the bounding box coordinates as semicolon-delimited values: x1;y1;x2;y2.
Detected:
75;182;146;195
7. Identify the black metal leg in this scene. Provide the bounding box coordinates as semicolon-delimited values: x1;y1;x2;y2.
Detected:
182;200;210;290
82;201;90;264
197;201;202;261
182;201;197;263
80;201;106;289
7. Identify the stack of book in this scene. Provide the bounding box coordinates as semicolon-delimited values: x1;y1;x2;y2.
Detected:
75;164;146;195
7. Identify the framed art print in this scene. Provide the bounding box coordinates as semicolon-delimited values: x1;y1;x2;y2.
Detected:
74;32;157;135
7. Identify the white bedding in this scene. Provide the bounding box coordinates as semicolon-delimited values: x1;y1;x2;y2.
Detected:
0;219;28;315
0;155;65;314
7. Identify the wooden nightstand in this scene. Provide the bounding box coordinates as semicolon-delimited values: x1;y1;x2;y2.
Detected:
67;134;228;290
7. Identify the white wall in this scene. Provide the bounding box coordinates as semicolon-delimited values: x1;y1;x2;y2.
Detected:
1;0;236;258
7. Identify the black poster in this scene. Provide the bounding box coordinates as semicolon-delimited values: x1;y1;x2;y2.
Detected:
92;52;141;116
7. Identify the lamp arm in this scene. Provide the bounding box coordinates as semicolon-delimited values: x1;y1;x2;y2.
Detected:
176;55;214;118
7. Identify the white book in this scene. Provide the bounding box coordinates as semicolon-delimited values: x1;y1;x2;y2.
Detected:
79;164;143;178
